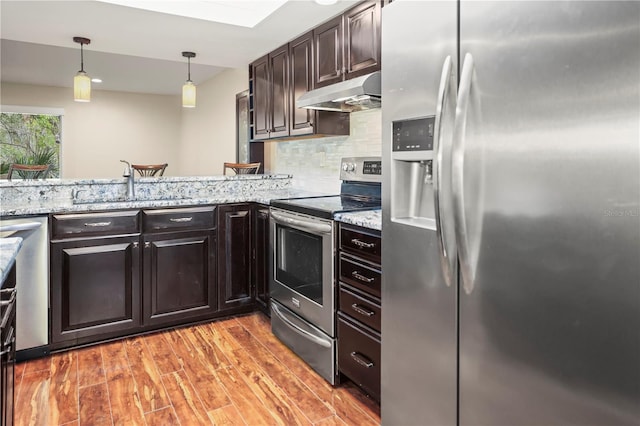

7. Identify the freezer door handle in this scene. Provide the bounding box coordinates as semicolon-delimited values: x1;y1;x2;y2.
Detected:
452;53;476;295
433;55;458;288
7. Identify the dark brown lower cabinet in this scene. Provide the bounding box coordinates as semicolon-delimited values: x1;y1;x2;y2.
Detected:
253;205;270;314
143;230;216;327
50;236;141;345
337;223;382;402
338;312;381;401
218;204;254;311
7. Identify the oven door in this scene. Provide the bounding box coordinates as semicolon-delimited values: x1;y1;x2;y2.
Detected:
269;207;335;336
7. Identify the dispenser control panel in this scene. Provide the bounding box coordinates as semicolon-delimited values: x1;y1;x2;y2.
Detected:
393;117;435;152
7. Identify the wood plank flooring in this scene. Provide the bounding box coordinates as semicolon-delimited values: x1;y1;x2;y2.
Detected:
14;312;381;426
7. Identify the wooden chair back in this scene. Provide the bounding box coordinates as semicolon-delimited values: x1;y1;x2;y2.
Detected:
132;163;168;177
7;164;51;180
224;162;261;175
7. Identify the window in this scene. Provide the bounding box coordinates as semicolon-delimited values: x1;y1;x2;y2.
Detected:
0;106;63;178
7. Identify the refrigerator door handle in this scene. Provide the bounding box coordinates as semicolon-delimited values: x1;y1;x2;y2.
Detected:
433;55;457;288
452;52;475;295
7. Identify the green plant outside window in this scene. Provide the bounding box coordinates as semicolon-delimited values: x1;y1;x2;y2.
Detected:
0;113;61;178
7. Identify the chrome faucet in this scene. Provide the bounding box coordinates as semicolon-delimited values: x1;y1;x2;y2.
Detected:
120;160;135;199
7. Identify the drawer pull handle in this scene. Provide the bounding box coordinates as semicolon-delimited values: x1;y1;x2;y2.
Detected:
169;217;193;223
350;352;374;368
84;221;112;227
351;303;375;317
352;271;374;283
351;238;375;249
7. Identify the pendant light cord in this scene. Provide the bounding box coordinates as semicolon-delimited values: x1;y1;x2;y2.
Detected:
80;43;85;72
187;56;191;82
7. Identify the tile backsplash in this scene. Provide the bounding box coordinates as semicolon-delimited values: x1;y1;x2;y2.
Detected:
266;109;382;194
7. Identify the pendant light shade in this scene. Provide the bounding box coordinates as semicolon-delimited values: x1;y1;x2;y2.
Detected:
73;37;91;102
182;51;196;108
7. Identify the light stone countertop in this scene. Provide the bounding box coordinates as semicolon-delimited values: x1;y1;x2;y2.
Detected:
334;209;382;231
0;237;23;284
0;174;337;217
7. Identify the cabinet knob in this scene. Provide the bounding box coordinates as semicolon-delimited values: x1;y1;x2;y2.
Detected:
144;242;151;248
132;242;139;249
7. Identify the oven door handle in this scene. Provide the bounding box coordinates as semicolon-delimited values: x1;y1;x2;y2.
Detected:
271;303;332;348
270;211;333;235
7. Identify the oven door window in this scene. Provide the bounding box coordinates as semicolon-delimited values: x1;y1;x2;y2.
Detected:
275;224;323;305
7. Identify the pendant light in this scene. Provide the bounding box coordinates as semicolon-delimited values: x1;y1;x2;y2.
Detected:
182;51;196;108
73;37;91;102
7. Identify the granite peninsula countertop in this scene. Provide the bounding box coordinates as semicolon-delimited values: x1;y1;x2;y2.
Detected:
0;174;339;216
334;209;382;231
0;237;23;284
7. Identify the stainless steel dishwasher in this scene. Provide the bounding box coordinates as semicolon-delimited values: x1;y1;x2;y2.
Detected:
0;216;49;360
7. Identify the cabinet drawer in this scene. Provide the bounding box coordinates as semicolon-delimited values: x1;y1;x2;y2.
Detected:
142;206;216;232
340;226;381;263
51;210;140;239
338;313;380;401
339;284;381;333
340;255;381;297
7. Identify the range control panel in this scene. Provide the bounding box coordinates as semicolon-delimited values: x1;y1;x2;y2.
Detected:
340;157;382;183
393;116;435;152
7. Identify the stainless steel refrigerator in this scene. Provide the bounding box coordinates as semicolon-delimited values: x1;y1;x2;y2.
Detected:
381;1;640;425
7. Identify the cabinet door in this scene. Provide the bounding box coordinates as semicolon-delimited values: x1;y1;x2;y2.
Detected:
143;230;216;327
269;45;290;138
314;15;344;88
344;0;381;79
251;54;271;140
290;32;315;136
218;205;253;311
253;206;270;314
50;236;141;344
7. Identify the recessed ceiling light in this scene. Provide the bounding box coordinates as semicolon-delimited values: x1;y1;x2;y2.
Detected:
91;78;103;83
97;0;289;28
314;0;338;5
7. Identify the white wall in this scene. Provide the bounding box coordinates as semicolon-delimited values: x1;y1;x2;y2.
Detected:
178;67;248;176
266;108;382;193
1;82;182;178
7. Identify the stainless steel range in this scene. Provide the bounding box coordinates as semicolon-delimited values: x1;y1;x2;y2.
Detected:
269;157;381;385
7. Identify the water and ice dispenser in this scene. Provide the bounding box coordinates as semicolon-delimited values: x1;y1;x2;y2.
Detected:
391;116;437;229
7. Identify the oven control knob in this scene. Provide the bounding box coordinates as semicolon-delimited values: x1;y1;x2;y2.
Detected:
343;162;356;172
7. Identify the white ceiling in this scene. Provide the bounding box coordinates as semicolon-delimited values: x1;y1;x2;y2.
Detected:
0;0;359;95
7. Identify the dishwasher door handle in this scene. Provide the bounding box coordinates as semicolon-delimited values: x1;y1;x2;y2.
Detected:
0;221;43;233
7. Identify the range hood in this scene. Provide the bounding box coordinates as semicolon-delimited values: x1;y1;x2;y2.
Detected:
297;71;381;112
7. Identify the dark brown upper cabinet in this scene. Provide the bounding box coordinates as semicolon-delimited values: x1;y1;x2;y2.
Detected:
290;31;350;138
251;54;270;141
290;32;315;136
314;16;344;88
269;45;290;139
314;0;381;89
250;45;290;141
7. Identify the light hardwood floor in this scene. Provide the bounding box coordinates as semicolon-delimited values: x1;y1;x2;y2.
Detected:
14;312;381;426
